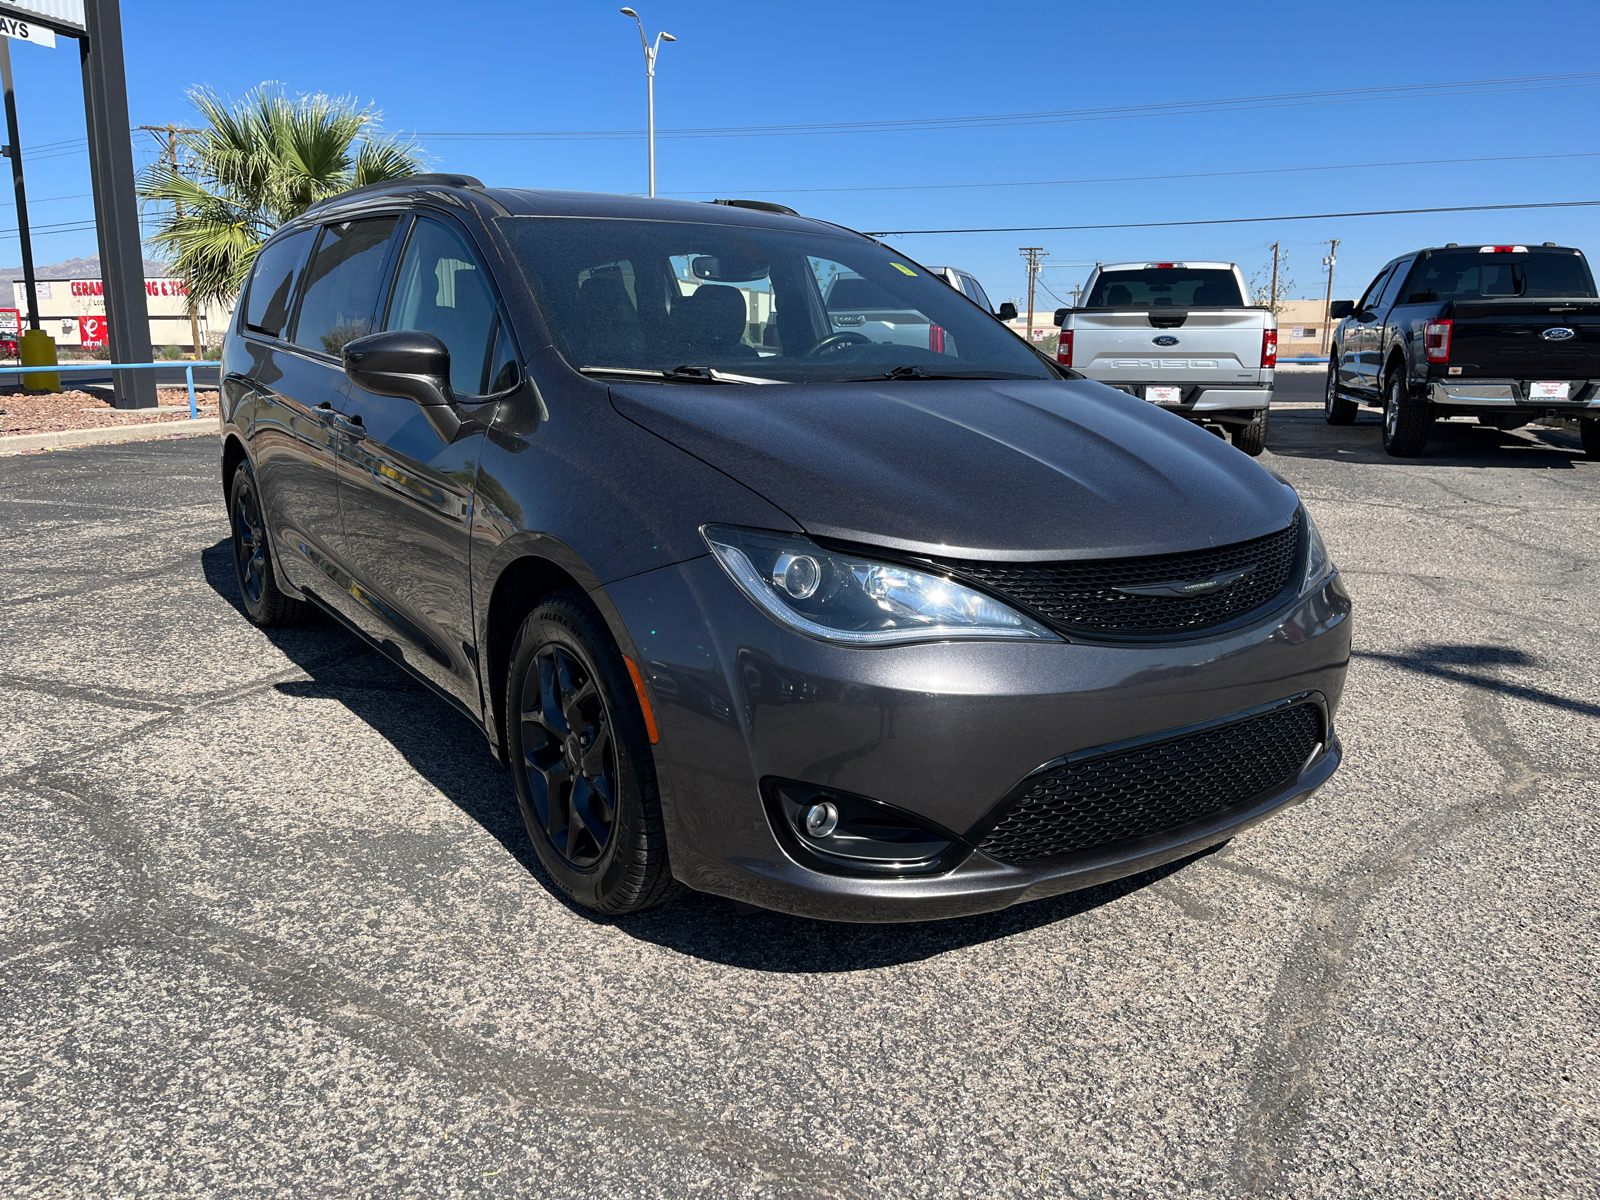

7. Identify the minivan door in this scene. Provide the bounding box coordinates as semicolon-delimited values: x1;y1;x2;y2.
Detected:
333;214;510;714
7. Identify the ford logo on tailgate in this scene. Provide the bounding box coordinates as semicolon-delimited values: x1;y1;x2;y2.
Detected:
1542;327;1576;341
1152;335;1180;346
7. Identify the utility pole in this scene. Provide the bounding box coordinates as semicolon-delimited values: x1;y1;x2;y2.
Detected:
137;124;202;356
0;39;39;333
1268;241;1279;312
1020;246;1047;345
1321;239;1340;357
619;8;675;198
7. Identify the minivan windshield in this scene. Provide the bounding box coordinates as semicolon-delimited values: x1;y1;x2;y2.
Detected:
1084;267;1244;309
1403;252;1596;302
496;217;1054;383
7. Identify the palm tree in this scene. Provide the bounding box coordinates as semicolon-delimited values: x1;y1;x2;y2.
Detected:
139;85;423;309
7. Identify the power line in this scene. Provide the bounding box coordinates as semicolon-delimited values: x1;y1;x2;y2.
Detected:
865;198;1600;237
661;151;1600;199
406;72;1600;142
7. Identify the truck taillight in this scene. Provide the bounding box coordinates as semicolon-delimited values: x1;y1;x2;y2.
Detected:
1260;328;1277;368
929;324;945;353
1057;328;1073;366
1424;318;1453;362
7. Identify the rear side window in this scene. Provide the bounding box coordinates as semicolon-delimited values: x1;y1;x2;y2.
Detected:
385;217;500;397
293;217;400;356
243;229;313;338
1085;268;1243;308
1405;252;1597;301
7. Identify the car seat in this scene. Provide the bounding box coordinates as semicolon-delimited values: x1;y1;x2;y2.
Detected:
677;285;758;359
1106;284;1133;306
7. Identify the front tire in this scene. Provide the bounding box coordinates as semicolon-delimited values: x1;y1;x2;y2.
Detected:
1324;360;1358;425
228;458;313;627
505;590;681;915
1231;411;1268;456
1381;370;1434;457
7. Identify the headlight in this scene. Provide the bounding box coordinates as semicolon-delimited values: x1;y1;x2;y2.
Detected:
703;525;1055;646
1301;507;1336;594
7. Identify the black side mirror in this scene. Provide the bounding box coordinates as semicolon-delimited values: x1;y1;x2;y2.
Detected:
996;302;1018;321
1327;300;1355;320
343;329;463;442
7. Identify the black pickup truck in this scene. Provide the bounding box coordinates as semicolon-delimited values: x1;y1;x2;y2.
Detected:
1324;243;1600;458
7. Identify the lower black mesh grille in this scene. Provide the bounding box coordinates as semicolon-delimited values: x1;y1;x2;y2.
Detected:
977;703;1323;864
938;515;1301;638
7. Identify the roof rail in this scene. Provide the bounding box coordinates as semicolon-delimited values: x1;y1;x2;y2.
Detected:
710;198;799;217
306;173;484;214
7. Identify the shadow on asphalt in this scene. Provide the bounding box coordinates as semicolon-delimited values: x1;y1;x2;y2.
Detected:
201;539;1191;968
1266;402;1589;470
1350;643;1600;719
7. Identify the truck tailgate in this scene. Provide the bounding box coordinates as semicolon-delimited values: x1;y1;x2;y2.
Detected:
1447;299;1600;376
1072;309;1267;381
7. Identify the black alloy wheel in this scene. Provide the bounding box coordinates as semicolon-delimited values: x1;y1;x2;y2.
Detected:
505;590;680;914
1582;419;1600;461
1324;360;1358;425
1231;411;1268;457
1381;369;1434;457
227;459;312;627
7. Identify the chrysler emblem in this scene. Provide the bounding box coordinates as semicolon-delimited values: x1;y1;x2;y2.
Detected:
1113;566;1256;598
1152;335;1180;346
1541;327;1576;341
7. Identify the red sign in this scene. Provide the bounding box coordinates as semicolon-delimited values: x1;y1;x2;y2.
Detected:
79;315;107;348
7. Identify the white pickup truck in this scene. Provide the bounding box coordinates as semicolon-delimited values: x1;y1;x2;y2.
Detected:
1053;261;1277;455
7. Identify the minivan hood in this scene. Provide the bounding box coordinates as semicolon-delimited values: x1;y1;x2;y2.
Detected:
609;378;1296;559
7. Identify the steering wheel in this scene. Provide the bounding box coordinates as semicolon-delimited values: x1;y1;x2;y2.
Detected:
806;331;872;356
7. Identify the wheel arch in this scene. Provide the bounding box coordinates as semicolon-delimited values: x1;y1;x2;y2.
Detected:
221;432;248;505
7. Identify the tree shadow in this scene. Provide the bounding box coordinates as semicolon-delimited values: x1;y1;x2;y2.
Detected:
202;538;1217;970
1352;642;1600;719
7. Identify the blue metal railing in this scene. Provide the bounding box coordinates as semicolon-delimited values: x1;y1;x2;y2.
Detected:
3;360;222;419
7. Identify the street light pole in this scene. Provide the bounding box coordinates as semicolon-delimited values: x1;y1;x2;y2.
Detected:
619;8;674;197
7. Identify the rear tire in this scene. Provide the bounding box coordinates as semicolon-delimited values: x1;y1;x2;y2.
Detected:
227;458;313;627
1231;411;1268;456
1582;419;1600;461
1381;369;1434;457
505;589;682;916
1324;360;1358;425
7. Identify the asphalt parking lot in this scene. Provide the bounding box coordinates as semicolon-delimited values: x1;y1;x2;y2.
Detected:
2;370;1597;1198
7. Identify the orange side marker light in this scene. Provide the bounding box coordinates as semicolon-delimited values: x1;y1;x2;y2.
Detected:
623;655;660;744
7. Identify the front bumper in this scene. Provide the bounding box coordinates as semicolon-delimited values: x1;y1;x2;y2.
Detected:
607;555;1351;923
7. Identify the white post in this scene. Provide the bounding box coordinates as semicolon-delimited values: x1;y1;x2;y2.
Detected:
621;10;674;198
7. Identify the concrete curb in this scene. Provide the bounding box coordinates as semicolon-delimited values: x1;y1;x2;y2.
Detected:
0;417;220;455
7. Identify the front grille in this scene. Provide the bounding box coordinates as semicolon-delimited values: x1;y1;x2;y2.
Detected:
939;515;1301;638
977;703;1322;864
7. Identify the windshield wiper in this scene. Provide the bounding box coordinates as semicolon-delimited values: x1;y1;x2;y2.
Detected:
579;365;784;385
839;366;1041;382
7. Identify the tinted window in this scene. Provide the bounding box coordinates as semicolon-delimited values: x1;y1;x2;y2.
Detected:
293;217;399;356
1356;267;1392;313
244;229;313;338
967;276;993;311
485;318;520;394
1377;259;1412;310
386;217;500;397
1085;268;1243;308
1405;252;1597;302
497;216;1051;383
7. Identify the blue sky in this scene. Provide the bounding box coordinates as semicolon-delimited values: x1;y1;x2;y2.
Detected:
4;0;1599;308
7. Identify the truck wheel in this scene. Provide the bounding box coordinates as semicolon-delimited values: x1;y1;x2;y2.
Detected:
1381;371;1433;457
1232;411;1268;456
1324;360;1358;425
1582;419;1600;461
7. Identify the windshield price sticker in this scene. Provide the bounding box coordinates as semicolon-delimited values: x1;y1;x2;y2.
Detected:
890;263;917;276
0;16;54;48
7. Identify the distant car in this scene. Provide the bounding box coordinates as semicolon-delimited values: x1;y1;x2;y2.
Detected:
1054;261;1276;455
1324;242;1600;458
926;265;997;313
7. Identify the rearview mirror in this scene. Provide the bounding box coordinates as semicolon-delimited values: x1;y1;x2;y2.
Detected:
690;254;769;282
996;302;1018;321
1327;300;1355;320
343;329;464;443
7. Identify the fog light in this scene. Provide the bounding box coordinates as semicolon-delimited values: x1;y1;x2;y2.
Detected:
802;801;839;838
